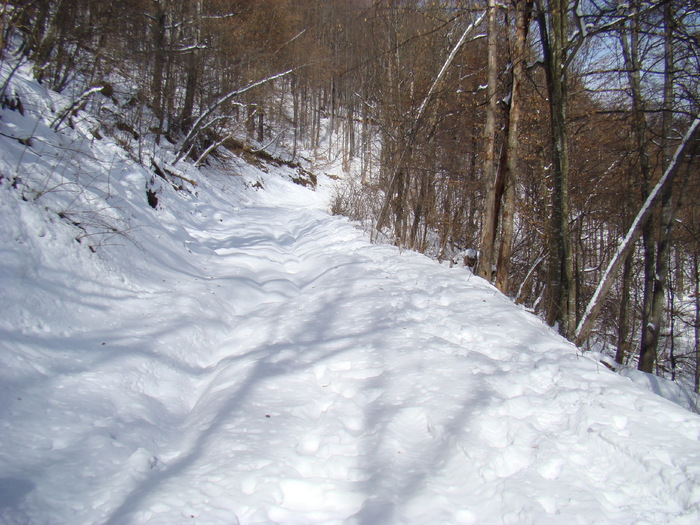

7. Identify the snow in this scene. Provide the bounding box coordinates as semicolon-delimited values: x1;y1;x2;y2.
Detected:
620;368;699;413
2;58;700;525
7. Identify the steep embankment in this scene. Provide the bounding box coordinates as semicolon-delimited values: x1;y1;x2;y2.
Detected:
1;58;700;525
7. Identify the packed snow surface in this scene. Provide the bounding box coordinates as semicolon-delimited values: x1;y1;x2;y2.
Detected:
2;60;700;525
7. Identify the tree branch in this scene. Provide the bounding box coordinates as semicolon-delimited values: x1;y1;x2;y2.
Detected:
375;11;486;233
175;67;300;163
574;116;700;346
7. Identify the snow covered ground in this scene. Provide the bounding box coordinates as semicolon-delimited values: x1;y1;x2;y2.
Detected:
2;60;700;525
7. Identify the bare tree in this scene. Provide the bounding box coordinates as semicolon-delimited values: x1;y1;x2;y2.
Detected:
494;0;533;294
535;0;575;337
475;0;500;281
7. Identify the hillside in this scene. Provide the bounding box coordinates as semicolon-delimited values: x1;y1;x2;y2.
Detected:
1;54;700;525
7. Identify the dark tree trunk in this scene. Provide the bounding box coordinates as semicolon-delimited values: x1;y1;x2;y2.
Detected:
537;0;574;338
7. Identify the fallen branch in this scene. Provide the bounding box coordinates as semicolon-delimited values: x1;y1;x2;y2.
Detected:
152;160;196;187
175;68;300;164
51;86;104;131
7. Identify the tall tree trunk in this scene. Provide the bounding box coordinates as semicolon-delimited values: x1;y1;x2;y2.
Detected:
495;0;531;293
495;174;515;292
615;249;634;365
180;50;199;133
0;0;10;56
179;0;202;134
476;0;499;281
151;0;168;140
618;0;658;370
616;164;636;365
537;0;574;337
639;2;675;373
410;167;429;250
32;0;65;83
694;252;700;393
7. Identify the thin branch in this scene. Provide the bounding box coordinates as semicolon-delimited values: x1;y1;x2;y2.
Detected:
274;28;307;54
51;86;104;130
175;67;300;163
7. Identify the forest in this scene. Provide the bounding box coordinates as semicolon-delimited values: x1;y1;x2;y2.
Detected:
1;0;699;390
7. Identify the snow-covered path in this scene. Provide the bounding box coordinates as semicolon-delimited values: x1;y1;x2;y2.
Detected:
1;123;700;525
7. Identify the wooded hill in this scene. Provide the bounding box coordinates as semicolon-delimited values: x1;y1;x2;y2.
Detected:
1;0;699;390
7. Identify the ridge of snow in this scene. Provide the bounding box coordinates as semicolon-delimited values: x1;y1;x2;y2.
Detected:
1;56;700;525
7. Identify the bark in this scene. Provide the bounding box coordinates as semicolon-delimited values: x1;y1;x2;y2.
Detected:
475;0;499;281
615;164;636;365
179;1;203;134
537;0;574;337
151;1;167;126
495;175;515;292
639;1;676;373
495;0;531;293
32;0;66;83
0;0;7;56
615;249;634;365
410;166;430;250
619;0;659;370
694;252;700;393
180;49;200;133
639;223;657;367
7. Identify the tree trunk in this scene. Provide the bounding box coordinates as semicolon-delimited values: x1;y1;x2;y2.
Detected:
180;50;199;133
151;1;168;139
616;162;637;365
618;0;659;371
694;252;700;393
537;0;574;337
179;1;202;134
258;111;264;143
495;0;531;293
615;249;634;365
639;2;675;373
32;0;65;83
495;174;515;293
475;0;499;281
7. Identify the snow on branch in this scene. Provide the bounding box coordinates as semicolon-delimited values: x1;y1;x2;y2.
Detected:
173;44;208;53
175;68;299;163
415;12;486;123
574;116;700;346
376;11;486;232
50;86;105;131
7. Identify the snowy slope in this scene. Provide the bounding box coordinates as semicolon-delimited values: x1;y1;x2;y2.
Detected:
2;60;700;525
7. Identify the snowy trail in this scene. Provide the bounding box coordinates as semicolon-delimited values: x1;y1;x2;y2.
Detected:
2;153;700;525
2;52;700;525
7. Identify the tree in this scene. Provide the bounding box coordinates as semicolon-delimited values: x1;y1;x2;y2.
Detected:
638;0;677;373
494;0;532;294
535;0;575;337
475;0;500;281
